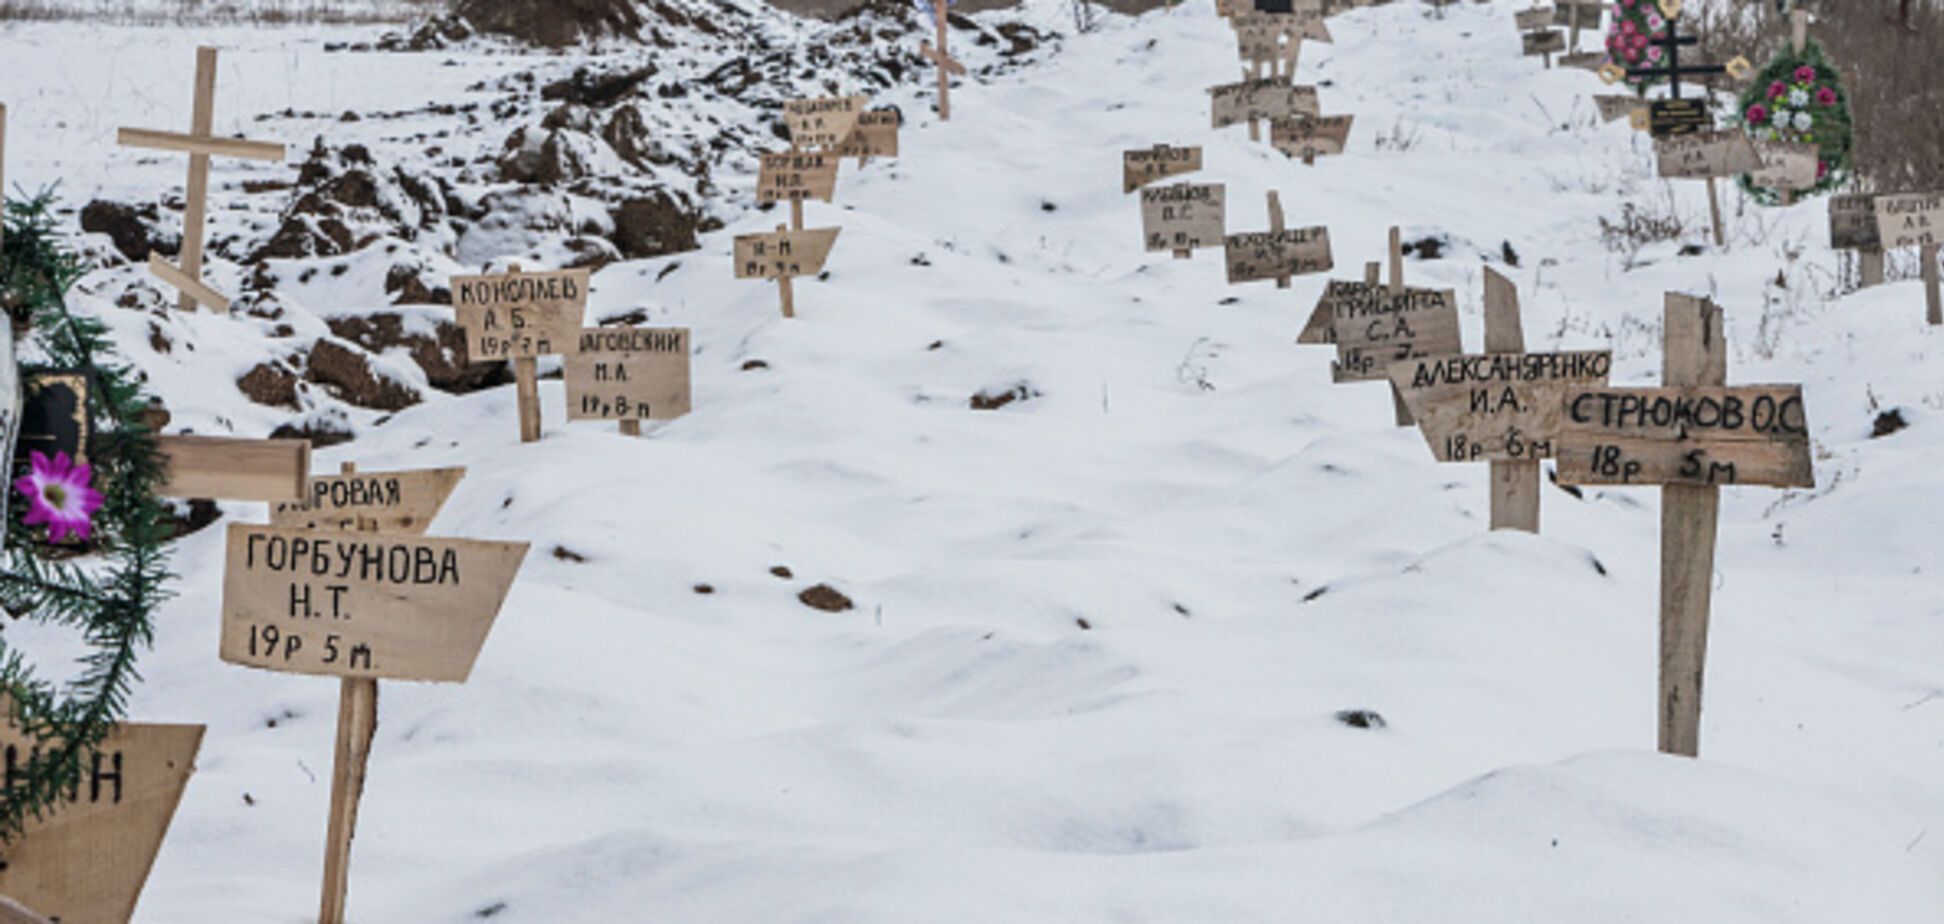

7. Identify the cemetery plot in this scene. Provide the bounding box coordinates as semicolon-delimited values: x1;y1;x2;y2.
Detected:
1123;144;1202;194
564;327;694;422
1390;351;1612;461
1140;183;1226;256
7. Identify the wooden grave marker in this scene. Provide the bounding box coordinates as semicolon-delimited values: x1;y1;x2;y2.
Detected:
1299;228;1448;426
0;721;204;924
1873;192;1942;325
1654;129;1760;248
836;110;901;167
1211;77;1318;142
1829;194;1884;288
116;47;286;313
735;224;841;319
758;150;839;232
1552;0;1603;49
1122;144;1203;194
1140;182;1226;260
784;95;867;151
450;266;591;444
1269;113;1352;164
1516;7;1564;67
1222;191;1331;288
270;465;467;534
1593;94;1644;124
1556;294;1812;757
1749;140;1818;198
921;0;967;121
1389;268;1612;532
564;326;693;436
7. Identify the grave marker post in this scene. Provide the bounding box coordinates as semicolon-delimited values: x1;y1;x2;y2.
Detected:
1388;226;1412;427
1483;269;1538;531
317;460;381;924
116;47;286;313
449;263;590;443
922;0;967;121
1871;192;1942;324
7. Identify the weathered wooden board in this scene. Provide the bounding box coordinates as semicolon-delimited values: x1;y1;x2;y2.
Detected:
835;110;900;160
0;721;203;924
1140;183;1226;254
1234;15;1296;66
1514;8;1554;31
450;268;590;361
220;524;529;683
1389;351;1612;461
155;435;310;501
1269;114;1353;160
784;95;866;150
1210;79;1318;129
733;227;841;280
1655;129;1761;180
1829;193;1881;251
1594;94;1642;123
1223;226;1333;283
1233;9;1329;43
1522;29;1566;56
1874;191;1943;250
1559;50;1606;71
270;466;466;534
563;327;693;422
757;151;839;205
1123;144;1203;194
1302;283;1462;382
1556;385;1814;487
1552;0;1603;24
1749;140;1818;191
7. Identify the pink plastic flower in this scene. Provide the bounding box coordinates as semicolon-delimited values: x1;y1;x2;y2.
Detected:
1817;160;1829;178
1769;80;1787;99
1817;87;1837;106
1746;103;1769;124
1647;45;1663;61
1623;0;1635;7
1795;65;1817;83
1624;47;1640;61
15;451;104;544
1621;19;1636;33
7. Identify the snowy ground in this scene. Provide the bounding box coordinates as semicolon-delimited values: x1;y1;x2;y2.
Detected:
4;0;1944;920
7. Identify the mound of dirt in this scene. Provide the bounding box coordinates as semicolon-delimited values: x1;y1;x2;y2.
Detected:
454;0;646;47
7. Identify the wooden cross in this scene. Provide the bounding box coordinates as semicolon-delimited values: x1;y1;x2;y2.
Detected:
1557;294;1814;756
1622;12;1726;103
116;47;285;314
921;0;967;122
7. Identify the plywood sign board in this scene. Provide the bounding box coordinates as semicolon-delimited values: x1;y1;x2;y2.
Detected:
0;722;203;924
836;110;900;160
1210;79;1318;129
1749;141;1818;191
1269;114;1353;160
220;524;530;683
1553;0;1603;24
1556;385;1813;487
1560;51;1606;71
1140;183;1226;254
1828;194;1881;251
451;268;590;361
270;466;466;534
564;327;693;422
1514;8;1553;30
1522;30;1566;55
1224;227;1333;284
1655;129;1761;179
757;151;839;205
784;95;866;150
734;227;841;280
1300;282;1462;381
155;435;310;502
1123;144;1203;194
1594;95;1642;123
1874;192;1942;249
1389;351;1612;461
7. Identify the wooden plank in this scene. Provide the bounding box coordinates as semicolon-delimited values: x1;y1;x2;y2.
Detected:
514;357;541;443
270;466;467;534
835;110;900;163
1593;95;1642;123
449;267;590;362
1658;294;1724;759
176;46;218;316
155;434;310;501
219;524;529;683
1874;191;1943;251
0;896;50;924
757;151;839;205
1328;288;1463;383
146;252;230;312
733;226;841;280
1556;384;1813;487
1390;350;1611;462
0;721;204;924
563;327;693;422
1210;79;1318;129
1521;29;1566;56
1140;183;1225;254
1122;144;1202;194
1514;7;1553;30
1269;114;1352;161
1655;130;1761;179
319;675;376;924
1749;140;1819;192
783;95;866;151
1829;194;1881;251
114;127;285;163
1925;243;1941;326
1223;226;1332;284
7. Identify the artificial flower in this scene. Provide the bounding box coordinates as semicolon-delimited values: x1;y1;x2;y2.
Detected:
1769;80;1787;99
1793;111;1813;131
1794;65;1817;83
1746;103;1769;124
1817;87;1837;106
1788;88;1809;107
15;451;105;544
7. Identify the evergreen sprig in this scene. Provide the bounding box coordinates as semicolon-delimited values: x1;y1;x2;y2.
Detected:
0;190;176;841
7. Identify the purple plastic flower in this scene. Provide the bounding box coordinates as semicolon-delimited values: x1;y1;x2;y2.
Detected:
1769;80;1787;99
1794;65;1817;83
1817;87;1837;106
1746;103;1769;124
15;451;105;544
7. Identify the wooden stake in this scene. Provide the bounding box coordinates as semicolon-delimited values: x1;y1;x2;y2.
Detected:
1705;176;1726;248
319;465;379;924
1790;8;1808;53
1387;227;1414;428
929;0;955;121
1245;66;1263;143
1659;293;1726;757
1483;268;1539;532
1859;247;1885;287
116;47;285;313
1568;3;1583;50
503;261;543;443
1;103;8;256
1924;242;1941;326
790;198;805;233
619;418;642;437
1266;191;1291;289
1364;262;1380;285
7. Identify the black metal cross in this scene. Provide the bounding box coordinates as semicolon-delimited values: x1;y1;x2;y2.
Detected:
1624;14;1725;99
